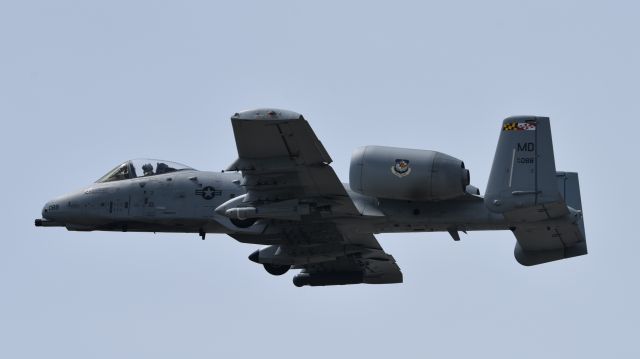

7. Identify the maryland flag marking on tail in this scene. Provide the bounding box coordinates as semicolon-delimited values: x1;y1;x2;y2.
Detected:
503;121;537;131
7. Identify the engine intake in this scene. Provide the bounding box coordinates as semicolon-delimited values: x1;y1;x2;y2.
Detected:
349;146;470;201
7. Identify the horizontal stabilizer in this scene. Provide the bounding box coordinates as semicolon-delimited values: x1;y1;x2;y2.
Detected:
513;172;587;266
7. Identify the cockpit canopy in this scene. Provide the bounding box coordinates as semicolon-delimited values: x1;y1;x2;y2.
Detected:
97;159;195;183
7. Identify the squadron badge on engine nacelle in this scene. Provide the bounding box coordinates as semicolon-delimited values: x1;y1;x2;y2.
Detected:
391;159;412;178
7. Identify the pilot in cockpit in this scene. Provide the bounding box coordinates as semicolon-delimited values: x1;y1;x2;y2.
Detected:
142;163;154;176
112;165;130;181
156;162;176;174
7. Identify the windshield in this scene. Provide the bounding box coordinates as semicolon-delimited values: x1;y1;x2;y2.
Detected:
97;159;195;183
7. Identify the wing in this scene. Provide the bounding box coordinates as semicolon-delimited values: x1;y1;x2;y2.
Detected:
242;221;403;287
225;109;401;286
292;232;403;287
225;108;359;215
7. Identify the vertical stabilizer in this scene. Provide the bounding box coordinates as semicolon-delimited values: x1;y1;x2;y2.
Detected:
485;116;566;221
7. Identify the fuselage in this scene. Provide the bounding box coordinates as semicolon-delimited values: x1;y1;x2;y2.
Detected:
39;165;508;237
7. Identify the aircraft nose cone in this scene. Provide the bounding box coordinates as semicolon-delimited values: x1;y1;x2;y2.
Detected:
40;191;79;222
42;200;57;220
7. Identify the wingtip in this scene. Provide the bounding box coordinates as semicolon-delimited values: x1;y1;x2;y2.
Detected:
232;108;303;121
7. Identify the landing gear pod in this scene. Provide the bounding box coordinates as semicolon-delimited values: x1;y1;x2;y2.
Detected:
263;263;290;276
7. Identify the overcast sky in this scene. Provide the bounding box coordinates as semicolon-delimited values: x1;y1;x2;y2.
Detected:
1;1;639;358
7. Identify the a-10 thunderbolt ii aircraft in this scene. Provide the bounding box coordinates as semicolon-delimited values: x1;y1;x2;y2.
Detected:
35;109;587;287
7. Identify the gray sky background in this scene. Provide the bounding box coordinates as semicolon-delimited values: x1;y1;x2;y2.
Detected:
1;1;638;358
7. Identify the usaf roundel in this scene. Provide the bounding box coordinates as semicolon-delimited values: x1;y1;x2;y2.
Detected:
391;159;411;178
195;186;221;200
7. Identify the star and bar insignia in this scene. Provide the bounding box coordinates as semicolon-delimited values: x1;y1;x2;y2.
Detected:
195;186;221;200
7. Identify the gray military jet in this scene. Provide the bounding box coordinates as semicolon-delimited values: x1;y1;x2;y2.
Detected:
35;109;587;287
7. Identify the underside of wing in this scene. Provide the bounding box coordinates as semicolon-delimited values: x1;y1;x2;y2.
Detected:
243;223;402;287
292;246;403;287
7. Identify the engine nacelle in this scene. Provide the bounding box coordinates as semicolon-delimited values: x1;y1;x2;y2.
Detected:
349;146;470;201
